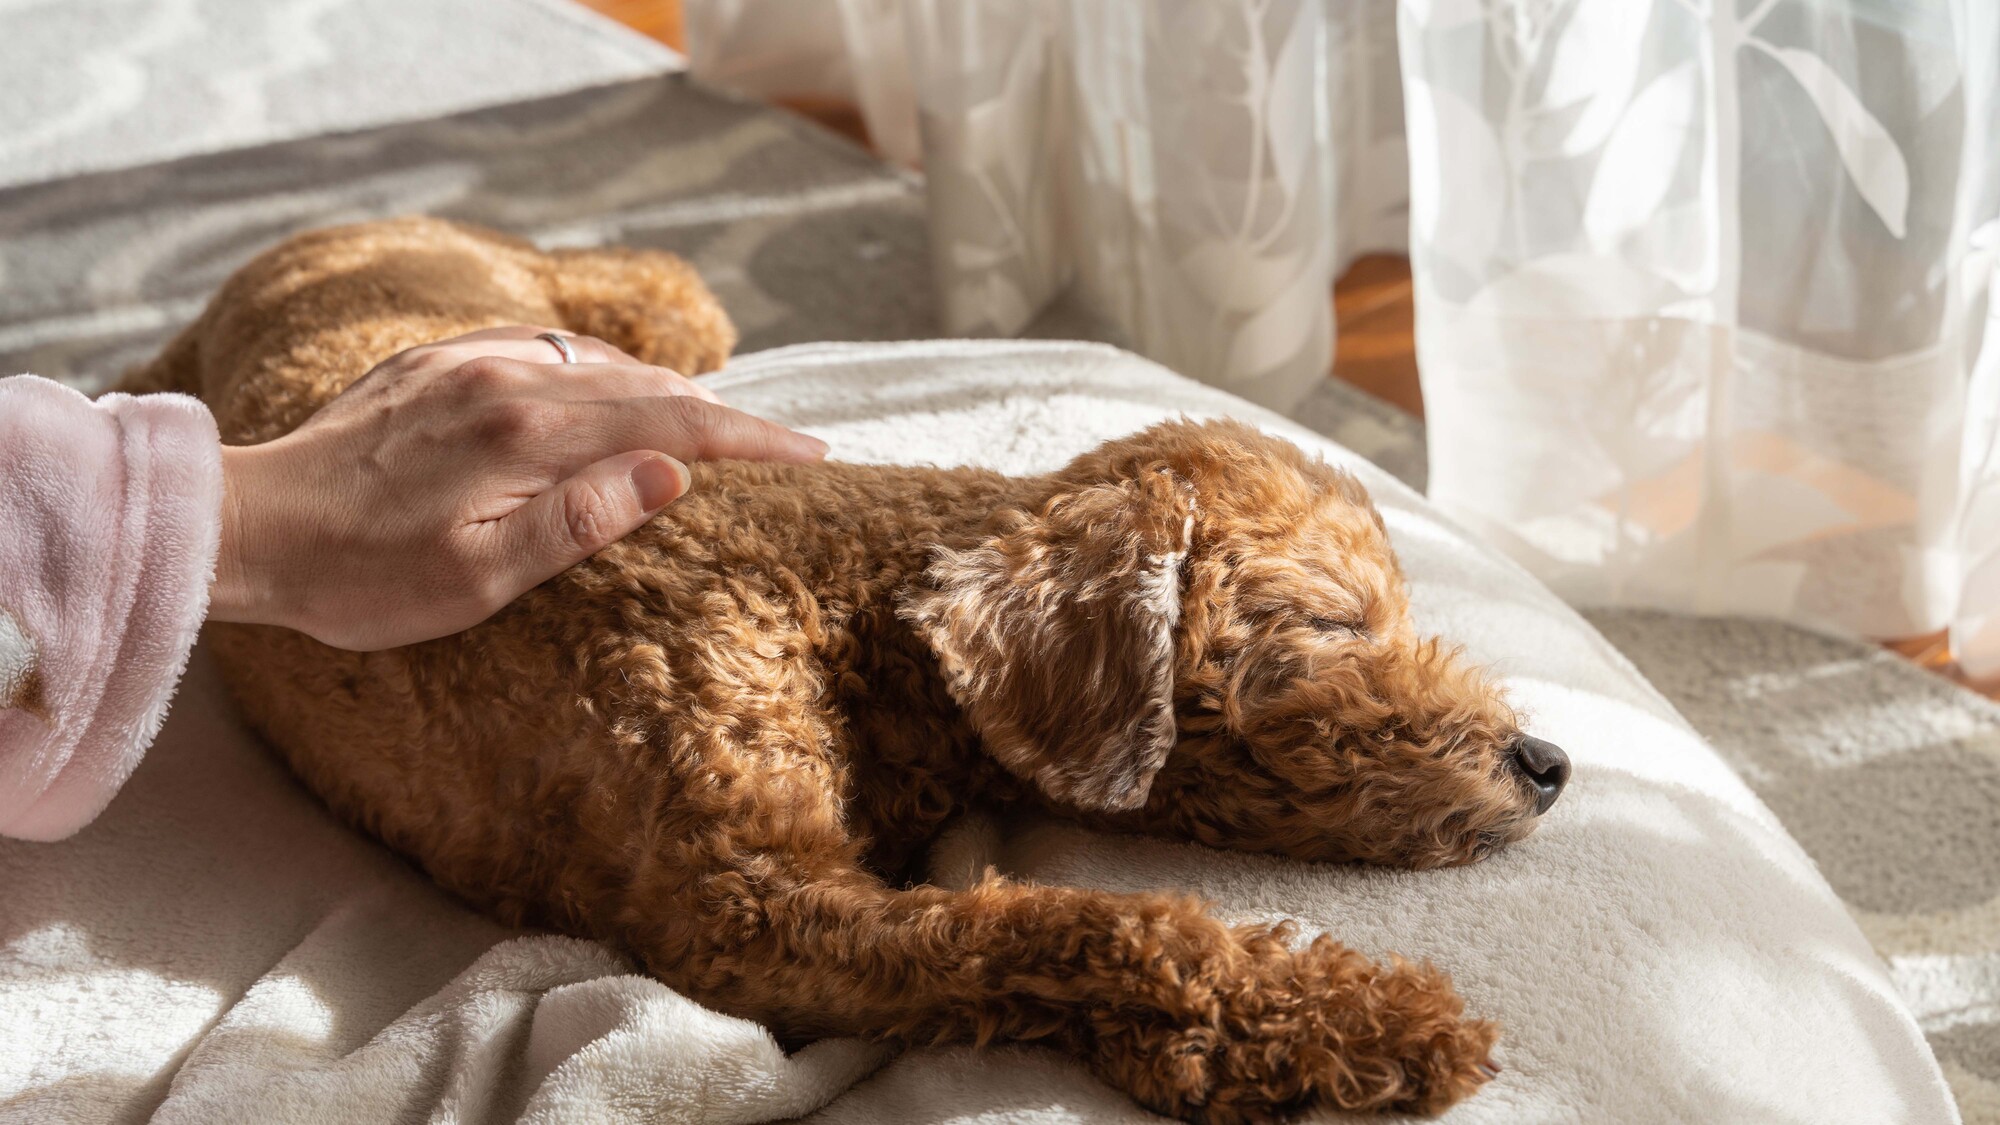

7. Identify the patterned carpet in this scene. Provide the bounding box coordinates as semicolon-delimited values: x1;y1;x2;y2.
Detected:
1;8;1992;1116
0;76;933;393
0;0;677;189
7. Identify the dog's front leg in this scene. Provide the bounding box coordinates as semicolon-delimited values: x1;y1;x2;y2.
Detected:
642;860;1495;1123
590;605;1495;1121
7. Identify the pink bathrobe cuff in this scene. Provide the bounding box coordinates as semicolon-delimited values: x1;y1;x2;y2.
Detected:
0;375;223;841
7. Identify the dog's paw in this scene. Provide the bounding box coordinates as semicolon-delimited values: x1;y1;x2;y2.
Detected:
1288;941;1500;1116
1088;937;1498;1122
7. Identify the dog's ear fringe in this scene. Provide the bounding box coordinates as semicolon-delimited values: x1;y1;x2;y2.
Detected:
899;470;1196;812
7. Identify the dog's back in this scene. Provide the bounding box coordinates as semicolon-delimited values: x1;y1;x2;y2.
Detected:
122;217;736;441
152;218;1018;925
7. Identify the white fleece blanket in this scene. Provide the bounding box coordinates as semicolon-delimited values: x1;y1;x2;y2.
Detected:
0;340;1957;1124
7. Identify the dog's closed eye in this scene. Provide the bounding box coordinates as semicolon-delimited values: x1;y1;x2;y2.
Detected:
1305;614;1367;637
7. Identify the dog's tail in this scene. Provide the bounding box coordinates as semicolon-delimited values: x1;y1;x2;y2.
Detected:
539;246;738;377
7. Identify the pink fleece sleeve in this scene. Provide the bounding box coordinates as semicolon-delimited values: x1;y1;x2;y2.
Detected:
0;375;223;841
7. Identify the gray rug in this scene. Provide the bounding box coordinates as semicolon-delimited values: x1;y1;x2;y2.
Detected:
0;75;934;392
2;35;1992;1120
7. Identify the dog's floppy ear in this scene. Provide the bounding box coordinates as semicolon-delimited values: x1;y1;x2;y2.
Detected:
900;469;1196;812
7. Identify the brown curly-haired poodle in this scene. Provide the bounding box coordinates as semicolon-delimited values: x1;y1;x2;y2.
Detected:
126;218;1570;1123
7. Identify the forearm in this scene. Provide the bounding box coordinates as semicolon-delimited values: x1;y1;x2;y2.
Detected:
0;376;222;840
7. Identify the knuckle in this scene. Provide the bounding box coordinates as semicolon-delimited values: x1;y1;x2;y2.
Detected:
396;339;455;368
667;395;719;425
559;481;622;552
654;395;708;440
453;355;523;394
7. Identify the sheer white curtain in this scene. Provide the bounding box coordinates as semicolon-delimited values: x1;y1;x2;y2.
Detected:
688;0;1364;409
1404;0;2000;667
685;0;2000;670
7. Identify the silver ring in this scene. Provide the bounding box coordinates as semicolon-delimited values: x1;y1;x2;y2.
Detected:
536;332;578;364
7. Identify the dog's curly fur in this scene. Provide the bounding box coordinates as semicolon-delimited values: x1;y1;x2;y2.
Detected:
127;217;1554;1122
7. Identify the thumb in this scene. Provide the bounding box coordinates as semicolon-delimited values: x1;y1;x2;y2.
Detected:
496;451;688;590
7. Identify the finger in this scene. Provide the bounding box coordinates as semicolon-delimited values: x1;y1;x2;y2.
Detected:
432;357;718;404
413;326;642;367
514;361;721;404
482;450;690;602
415;332;641;372
571;397;828;467
413;326;730;400
418;334;723;403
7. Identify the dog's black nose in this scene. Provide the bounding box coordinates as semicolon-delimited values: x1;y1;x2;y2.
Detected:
1511;736;1570;815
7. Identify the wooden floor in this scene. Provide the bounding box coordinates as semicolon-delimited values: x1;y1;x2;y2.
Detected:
1330;254;1423;418
577;0;681;46
578;0;1992;696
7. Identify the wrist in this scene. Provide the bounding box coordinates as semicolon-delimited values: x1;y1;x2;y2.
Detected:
210;443;291;629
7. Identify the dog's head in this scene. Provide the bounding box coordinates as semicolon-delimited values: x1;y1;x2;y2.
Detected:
901;419;1565;869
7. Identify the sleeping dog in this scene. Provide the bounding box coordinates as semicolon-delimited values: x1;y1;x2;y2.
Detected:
126;217;1568;1122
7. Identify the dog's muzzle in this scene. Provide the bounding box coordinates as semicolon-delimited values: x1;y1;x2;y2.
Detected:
1510;736;1571;815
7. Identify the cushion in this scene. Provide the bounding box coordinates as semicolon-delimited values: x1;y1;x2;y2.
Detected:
0;340;1955;1123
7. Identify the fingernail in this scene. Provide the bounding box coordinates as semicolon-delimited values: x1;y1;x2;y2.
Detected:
632;456;686;509
797;432;830;459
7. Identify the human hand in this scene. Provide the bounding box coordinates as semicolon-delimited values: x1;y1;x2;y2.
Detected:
207;327;827;651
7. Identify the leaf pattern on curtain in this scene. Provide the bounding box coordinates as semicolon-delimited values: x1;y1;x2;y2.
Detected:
1541;0;1651;156
1581;61;1700;250
1754;44;1911;239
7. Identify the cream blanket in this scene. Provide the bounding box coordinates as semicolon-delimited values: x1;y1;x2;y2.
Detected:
0;340;1957;1123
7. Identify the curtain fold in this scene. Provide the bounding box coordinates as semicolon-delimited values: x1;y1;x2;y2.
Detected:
685;0;2000;665
898;0;1342;411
